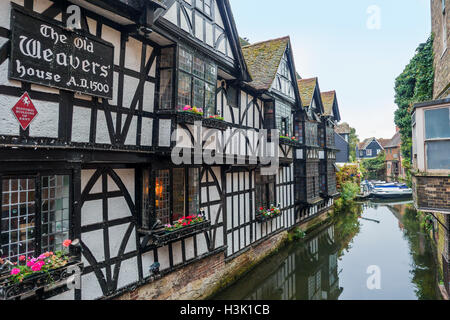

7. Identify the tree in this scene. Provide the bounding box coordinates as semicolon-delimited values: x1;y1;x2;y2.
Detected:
361;151;386;180
348;127;359;162
394;35;434;170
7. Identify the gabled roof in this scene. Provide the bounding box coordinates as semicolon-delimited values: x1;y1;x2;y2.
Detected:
385;131;402;148
335;122;351;135
378;139;391;148
359;137;386;151
241;36;290;91
297;78;317;108
321;90;341;121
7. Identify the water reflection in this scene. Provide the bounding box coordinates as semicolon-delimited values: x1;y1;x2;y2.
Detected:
213;201;442;300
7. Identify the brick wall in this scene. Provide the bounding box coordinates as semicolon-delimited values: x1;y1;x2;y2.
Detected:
431;0;450;99
412;175;450;211
116;232;288;300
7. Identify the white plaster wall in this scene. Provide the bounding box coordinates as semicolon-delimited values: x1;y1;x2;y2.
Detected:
109;223;136;257
81;268;105;300
159;119;172;147
172;241;183;266
28;100;59;138
81;199;103;226
125;37;142;72
82;229;105;263
141;117;153;146
143;82;155;113
0;95;21;136
123;75;139;109
185;237;195;261
124;116;137;145
96;111;116;144
116;257;139;290
72;107;91;143
0;0;24;29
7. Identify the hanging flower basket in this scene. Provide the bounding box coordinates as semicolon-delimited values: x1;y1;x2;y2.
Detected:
0;240;82;300
151;215;211;247
256;205;282;222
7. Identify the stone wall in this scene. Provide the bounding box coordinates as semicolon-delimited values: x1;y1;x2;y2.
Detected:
431;0;450;99
116;231;289;300
412;174;450;212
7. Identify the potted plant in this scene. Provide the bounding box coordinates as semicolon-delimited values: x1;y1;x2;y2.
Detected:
0;239;83;300
256;204;282;222
176;105;204;124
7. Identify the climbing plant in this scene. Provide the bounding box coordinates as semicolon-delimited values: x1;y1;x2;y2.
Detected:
394;35;434;179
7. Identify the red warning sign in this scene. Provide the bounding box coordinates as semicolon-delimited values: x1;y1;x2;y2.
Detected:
11;92;38;130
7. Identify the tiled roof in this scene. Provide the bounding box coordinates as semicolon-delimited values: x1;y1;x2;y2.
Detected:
378;138;391;148
297;77;318;108
385;131;402;148
335;122;351;134
321;91;336;116
239;37;250;47
358;138;372;150
241;36;290;91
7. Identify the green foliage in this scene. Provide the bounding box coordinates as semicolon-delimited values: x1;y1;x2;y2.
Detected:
334;182;360;212
361;152;386;180
349;127;359;162
394;35;434;167
290;227;306;241
336;164;361;190
417;211;434;233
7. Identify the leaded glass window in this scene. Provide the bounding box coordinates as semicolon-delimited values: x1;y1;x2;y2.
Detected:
275;101;292;137
1;175;71;263
159;47;175;110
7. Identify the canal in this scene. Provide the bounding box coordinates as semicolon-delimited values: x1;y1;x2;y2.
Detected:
213;201;442;300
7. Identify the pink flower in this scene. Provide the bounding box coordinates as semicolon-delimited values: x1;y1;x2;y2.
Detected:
38;254;47;260
10;268;20;276
183;105;191;111
19;255;26;262
31;264;42;272
27;260;34;267
63;239;72;248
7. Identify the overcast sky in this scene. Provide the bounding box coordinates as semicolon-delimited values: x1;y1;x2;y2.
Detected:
229;0;431;141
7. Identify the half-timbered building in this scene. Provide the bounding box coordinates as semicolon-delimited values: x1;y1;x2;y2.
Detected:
0;0;341;300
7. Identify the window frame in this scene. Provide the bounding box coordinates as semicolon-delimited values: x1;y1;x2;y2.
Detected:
254;170;276;211
141;167;201;229
423;105;450;172
176;46;218;116
195;0;213;18
0;171;73;263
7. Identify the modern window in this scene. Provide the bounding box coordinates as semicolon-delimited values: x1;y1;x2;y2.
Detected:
1;175;70;263
255;171;275;210
425;107;450;170
177;47;217;116
142;168;200;228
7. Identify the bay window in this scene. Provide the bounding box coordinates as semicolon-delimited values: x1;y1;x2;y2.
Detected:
1;175;70;263
141;167;200;229
275;101;292;137
177;47;217;117
424;107;450;170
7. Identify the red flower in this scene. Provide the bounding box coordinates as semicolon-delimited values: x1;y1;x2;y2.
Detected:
63;239;72;248
260;207;263;211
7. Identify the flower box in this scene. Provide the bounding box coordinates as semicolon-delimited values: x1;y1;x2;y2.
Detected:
176;111;204;125
0;259;83;300
255;205;282;223
279;137;301;147
150;220;211;247
203;117;229;130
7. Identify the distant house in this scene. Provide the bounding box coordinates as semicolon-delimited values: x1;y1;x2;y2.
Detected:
335;123;351;143
356;138;384;159
334;123;351;163
335;133;349;163
385;131;405;180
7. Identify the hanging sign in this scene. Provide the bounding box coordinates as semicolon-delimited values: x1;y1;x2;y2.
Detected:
9;6;114;99
11;92;38;130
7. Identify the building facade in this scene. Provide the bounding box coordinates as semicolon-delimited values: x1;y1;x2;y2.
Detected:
410;0;450;297
356;138;384;160
384;131;405;181
0;0;341;300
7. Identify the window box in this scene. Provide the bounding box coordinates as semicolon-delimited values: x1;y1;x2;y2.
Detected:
279;137;300;147
255;206;282;223
141;220;211;247
203;117;229;131
0;259;82;300
176;110;204;125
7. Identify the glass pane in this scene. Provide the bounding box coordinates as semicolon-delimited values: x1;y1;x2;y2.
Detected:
193;78;205;110
142;169;151;229
159;69;173;110
155;170;170;225
179;48;192;73
275;101;292;136
205;83;216;117
41;175;70;253
193;56;205;79
187;168;200;216
426;141;450;170
172;168;185;222
160;47;174;68
1;178;35;262
205;62;217;84
425;107;450;139
177;72;192;110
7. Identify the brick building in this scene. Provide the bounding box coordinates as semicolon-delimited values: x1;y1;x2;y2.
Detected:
411;0;450;297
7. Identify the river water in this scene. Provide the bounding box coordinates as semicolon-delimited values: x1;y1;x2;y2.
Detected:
213;201;442;300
